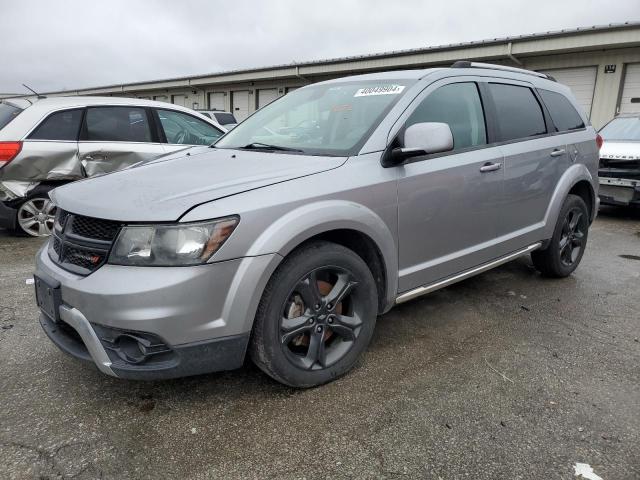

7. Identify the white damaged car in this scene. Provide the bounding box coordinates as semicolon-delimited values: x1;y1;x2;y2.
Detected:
0;97;225;236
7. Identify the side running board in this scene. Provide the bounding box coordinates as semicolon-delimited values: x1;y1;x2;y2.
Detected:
395;243;542;304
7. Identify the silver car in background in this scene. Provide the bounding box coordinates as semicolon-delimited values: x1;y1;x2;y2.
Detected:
34;63;600;388
0;97;226;236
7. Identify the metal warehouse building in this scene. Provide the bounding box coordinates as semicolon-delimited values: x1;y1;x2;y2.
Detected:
8;22;640;129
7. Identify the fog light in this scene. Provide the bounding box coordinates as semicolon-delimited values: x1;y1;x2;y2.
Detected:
113;334;148;364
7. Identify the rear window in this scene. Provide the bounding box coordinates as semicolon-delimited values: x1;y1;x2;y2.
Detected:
28;109;83;141
489;83;547;141
0;103;23;130
213;112;236;125
538;89;585;132
84;106;152;142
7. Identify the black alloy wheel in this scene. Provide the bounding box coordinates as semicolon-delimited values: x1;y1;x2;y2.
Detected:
250;241;378;388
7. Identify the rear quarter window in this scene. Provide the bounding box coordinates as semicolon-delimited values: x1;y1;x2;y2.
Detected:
538;89;585;132
28;108;83;141
488;83;547;141
0;103;23;130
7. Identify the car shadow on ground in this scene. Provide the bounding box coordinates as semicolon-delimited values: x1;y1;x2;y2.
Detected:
597;205;640;220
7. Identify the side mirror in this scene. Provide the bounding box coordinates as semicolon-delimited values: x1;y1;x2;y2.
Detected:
384;122;454;166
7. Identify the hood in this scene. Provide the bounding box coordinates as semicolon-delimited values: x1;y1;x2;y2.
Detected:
51;147;346;222
599;140;640;161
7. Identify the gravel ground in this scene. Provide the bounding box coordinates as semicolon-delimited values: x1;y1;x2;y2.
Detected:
0;207;638;480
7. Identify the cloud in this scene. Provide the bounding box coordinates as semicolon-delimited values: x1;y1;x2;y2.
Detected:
1;0;637;93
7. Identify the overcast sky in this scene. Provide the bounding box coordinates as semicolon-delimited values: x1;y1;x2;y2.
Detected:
1;0;638;93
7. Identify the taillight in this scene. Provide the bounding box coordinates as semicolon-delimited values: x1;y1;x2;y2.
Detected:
0;141;22;165
595;134;604;150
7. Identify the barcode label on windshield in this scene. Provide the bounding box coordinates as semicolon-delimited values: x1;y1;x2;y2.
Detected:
354;85;405;97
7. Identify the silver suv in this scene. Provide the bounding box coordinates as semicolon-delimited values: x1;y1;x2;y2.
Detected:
0;97;225;236
34;63;600;388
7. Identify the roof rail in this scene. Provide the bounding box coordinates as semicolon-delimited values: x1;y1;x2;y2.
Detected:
450;61;555;81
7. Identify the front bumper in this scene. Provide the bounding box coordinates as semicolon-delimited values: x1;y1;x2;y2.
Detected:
35;242;280;379
0;200;17;230
598;177;640;207
39;311;250;380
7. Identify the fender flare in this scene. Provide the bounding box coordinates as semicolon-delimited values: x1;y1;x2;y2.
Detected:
245;200;398;310
542;163;596;239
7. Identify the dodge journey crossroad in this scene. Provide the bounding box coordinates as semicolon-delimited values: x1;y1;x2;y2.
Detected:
34;62;600;387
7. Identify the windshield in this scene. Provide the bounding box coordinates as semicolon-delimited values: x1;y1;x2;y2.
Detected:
600;116;640;141
0;103;23;130
215;80;414;156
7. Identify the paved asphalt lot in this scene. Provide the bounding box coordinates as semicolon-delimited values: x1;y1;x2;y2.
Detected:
0;207;638;480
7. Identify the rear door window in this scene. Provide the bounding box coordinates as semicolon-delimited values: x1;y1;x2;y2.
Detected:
488;83;547;141
84;107;152;142
156;109;223;145
0;103;23;130
28;109;83;141
538;89;585;132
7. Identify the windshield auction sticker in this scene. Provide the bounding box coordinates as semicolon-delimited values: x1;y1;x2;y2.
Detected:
354;85;405;97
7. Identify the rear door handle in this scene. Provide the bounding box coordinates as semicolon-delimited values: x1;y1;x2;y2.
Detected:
550;149;566;157
479;162;502;172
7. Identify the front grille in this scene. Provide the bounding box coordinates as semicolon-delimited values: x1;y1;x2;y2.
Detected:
54;209;70;232
52;237;62;257
64;245;108;271
49;210;122;275
69;215;121;242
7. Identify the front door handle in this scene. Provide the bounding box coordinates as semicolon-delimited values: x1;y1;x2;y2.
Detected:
479;162;502;172
550;149;566;157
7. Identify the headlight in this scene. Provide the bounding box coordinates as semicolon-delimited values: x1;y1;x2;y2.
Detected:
108;216;239;266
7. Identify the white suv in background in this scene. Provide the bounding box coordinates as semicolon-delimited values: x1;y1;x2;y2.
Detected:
0;97;226;236
598;114;640;207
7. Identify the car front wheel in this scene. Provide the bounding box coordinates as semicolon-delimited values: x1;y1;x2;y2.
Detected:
250;241;378;388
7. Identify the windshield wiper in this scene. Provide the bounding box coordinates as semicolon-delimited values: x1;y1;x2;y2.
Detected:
240;142;304;153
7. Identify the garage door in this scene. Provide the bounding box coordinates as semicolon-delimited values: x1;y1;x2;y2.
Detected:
153;95;169;103
257;89;279;109
540;66;597;118
232;91;251;121
171;94;187;107
208;92;225;111
619;63;640;114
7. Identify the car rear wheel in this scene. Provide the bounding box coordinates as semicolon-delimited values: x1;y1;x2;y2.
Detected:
531;194;589;278
250;241;378;388
16;196;57;237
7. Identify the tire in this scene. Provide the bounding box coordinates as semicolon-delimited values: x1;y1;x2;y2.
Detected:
531;194;589;278
249;241;378;388
14;189;57;237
